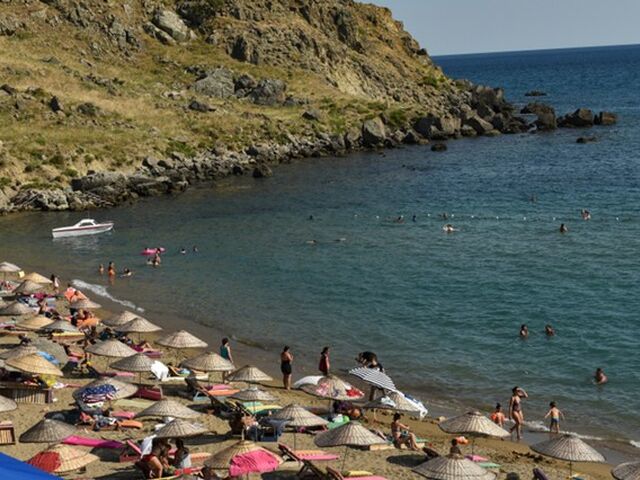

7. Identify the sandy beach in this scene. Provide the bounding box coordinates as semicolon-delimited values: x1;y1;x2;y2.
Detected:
0;273;619;480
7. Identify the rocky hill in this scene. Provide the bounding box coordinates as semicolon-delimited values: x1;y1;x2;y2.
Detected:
0;0;524;212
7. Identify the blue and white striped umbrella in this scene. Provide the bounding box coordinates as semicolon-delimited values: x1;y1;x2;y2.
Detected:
348;367;397;392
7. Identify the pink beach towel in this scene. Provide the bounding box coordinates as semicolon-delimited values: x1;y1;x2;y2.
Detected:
64;435;124;449
111;411;136;419
466;455;489;462
294;451;339;461
229;450;280;477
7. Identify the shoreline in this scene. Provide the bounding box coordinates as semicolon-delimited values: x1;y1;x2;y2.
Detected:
8;253;638;468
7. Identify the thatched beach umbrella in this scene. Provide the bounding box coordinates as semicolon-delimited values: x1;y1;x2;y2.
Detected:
6;354;63;376
532;434;605;477
204;440;283;477
14;280;46;295
157;330;208;349
231;386;276;403
0;344;38;361
86;339;136;358
227;365;272;384
0;394;17;413
103;310;139;327
44;319;79;333
114;317;162;334
154;419;209;438
20;419;76;444
31;338;68;365
111;352;155;384
22;272;53;285
136;399;200;419
612;461;640;480
269;403;327;449
0;301;34;316
413;453;496;480
70;298;101;310
182;352;235;374
315;421;386;470
439;411;509;453
28;444;99;474
73;377;138;402
16;315;54;330
0;262;21;281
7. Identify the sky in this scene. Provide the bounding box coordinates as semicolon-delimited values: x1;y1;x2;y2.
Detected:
369;0;640;56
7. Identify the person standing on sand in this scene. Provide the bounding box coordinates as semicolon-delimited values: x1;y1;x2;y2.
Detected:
319;346;330;376
280;346;293;390
544;401;564;434
50;274;60;295
220;337;233;382
490;403;506;428
509;386;528;441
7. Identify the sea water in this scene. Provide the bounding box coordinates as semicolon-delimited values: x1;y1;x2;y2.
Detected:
1;44;639;447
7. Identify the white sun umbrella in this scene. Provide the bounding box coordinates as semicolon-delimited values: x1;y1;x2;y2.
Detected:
114;317;162;343
182;352;234;382
413;453;497;480
73;377;138;402
439;411;509;453
103;310;139;327
348;366;397;392
44;320;79;333
315;421;387;470
19;418;76;444
0;262;21;281
531;434;605;477
613;461;640;480
16;315;54;331
364;391;428;419
157;330;208;349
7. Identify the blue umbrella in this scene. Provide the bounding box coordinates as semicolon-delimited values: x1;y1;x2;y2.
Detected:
0;452;61;479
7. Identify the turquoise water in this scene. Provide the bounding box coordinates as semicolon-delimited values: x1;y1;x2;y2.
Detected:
1;45;639;446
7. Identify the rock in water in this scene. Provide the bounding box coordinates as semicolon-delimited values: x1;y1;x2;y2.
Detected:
520;102;555;116
594;111;617;125
534;112;557;131
252;163;273;178
431;143;447;152
524;90;547;97
558;108;594;128
152;10;193;43
362;118;387;147
576;136;597;144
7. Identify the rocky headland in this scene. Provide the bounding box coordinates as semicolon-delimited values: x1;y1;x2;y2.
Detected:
0;0;617;212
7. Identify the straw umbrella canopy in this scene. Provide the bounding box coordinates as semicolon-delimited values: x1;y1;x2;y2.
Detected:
301;374;365;401
17;315;54;330
70;298;101;310
13;280;46;295
231;386;276;403
269;403;328;450
103;310;139;327
136;399;200;419
0;301;34;316
439;411;509;453
315;421;386;470
43;319;79;333
182;352;235;373
6;354;63;376
612;461;640;480
227;365;272;384
114;317;162;335
0;262;21;281
73;377;138;401
27;444;99;473
86;339;136;358
413;454;497;480
157;330;208;349
531;434;605;477
22;272;53;285
0;344;38;361
111;352;155;384
20;419;76;444
154;419;209;438
0;394;17;413
31;338;69;365
204;440;283;477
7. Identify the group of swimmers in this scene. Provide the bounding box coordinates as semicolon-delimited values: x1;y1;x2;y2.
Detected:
98;261;133;281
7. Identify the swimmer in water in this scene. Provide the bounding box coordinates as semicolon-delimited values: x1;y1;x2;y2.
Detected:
98;264;104;275
559;223;568;233
412;215;417;222
519;324;529;338
309;215;314;221
581;209;591;221
394;215;405;224
594;368;608;385
306;240;318;245
121;268;133;278
440;213;449;220
442;224;457;233
545;324;555;336
193;245;198;253
180;247;186;255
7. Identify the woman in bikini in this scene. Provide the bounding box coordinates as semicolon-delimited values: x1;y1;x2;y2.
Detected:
280;346;293;390
509;386;528;441
390;413;420;451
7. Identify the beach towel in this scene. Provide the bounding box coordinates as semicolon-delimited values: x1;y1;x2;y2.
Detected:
111;411;136;419
293;450;339;461
115;398;154;408
466;455;489;462
63;436;124;449
151;361;169;381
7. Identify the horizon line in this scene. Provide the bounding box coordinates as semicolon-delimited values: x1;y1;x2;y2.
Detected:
432;41;640;58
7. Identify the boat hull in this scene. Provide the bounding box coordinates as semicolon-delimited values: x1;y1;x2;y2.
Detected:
52;224;113;238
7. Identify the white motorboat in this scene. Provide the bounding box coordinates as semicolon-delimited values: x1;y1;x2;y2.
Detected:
51;219;114;238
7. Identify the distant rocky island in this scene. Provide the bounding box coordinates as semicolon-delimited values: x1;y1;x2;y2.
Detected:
0;0;617;212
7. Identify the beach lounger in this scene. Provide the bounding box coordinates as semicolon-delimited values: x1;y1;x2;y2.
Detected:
63;435;124;449
279;443;339;462
327;467;388;480
0;421;16;445
0;381;54;404
134;385;163;401
297;459;330;479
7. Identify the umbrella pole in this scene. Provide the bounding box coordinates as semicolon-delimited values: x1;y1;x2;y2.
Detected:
569;461;573;478
471;436;475;455
341;446;349;472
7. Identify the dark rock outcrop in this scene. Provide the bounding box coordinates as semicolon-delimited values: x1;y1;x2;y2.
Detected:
193;68;235;98
524;90;547;97
361;118;387;147
431;143;447;152
576;136;597;144
558;108;594;128
594;111;617;126
249;79;286;106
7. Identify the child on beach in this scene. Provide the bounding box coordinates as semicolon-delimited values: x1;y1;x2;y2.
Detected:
544;401;564;434
490;403;506;427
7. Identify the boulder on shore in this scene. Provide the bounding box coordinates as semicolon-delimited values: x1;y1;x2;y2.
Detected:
594;111;617;126
576;136;597;144
520;102;555;116
534;112;557;131
464;114;494;135
558;108;594;128
362;117;387;147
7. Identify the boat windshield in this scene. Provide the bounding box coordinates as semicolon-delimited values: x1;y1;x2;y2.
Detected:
77;220;96;227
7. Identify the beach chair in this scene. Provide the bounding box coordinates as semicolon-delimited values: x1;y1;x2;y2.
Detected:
0;421;16;445
120;439;143;463
279;443;339;462
297;459;331;479
326;466;388;480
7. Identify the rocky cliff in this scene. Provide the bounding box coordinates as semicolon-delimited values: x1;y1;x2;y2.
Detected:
0;0;529;212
